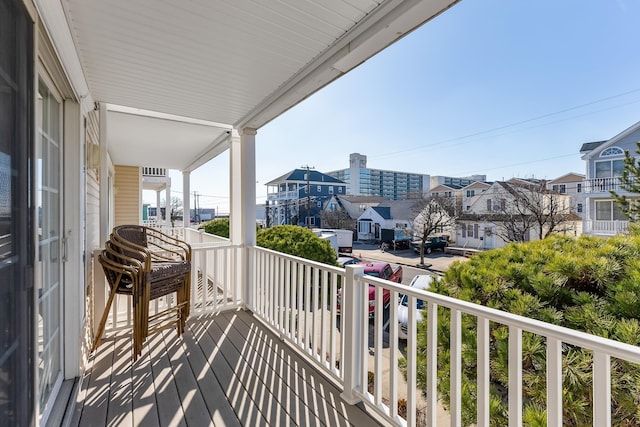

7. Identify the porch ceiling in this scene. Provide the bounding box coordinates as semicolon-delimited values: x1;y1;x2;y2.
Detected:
61;0;459;169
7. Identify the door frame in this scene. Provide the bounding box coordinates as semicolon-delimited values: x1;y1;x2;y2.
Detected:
35;23;85;424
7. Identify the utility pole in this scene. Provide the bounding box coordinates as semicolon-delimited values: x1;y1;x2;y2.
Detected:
301;165;315;228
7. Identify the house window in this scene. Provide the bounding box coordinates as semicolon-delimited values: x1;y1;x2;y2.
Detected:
500;199;506;210
467;224;474;237
360;204;366;211
466;190;475;197
486;199;491;211
329;186;333;194
466;205;471;211
338;187;343;193
577;183;582;193
317;185;322;192
601;147;624;157
595;159;624;178
306;217;316;226
595;200;626;221
577;203;583;213
317;201;322;208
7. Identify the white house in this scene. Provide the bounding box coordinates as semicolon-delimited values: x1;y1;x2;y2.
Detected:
461;181;492;213
546;172;586;220
356;199;415;241
456;180;579;250
581;120;640;236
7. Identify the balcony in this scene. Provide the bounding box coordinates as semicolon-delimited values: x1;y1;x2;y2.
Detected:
582;177;629;194
267;190;300;201
82;228;640;426
583;219;629;236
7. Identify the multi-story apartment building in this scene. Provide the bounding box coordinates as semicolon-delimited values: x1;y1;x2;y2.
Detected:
430;174;487;189
326;153;430;200
265;169;346;227
581;120;640;236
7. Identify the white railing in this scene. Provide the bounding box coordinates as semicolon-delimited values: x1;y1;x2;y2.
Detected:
584;220;629;235
266;190;299;201
248;246;346;385
97;228;235;333
338;271;640;427
190;244;243;313
141;167;167;177
583;177;624;193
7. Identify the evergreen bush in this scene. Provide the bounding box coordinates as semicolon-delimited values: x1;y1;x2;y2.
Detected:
406;234;640;426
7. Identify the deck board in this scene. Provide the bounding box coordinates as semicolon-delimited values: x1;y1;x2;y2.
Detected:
76;310;381;427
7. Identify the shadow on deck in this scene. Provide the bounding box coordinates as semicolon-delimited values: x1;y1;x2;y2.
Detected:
71;310;381;426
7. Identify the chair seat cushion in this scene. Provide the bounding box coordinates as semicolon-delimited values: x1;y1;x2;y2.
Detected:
149;261;191;281
148;261;191;299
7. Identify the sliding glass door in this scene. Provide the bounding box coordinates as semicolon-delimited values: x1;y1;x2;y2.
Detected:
0;0;35;425
36;77;64;419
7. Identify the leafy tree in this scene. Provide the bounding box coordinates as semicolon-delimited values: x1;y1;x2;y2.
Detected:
403;234;640;426
256;225;337;265
611;141;640;220
411;194;456;265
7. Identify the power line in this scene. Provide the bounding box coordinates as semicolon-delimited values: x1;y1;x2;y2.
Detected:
452;153;578;176
371;87;640;159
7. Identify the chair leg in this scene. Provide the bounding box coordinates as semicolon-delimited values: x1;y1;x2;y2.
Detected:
91;287;119;352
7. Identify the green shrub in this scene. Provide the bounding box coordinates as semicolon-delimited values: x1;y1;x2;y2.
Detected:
256;225;337;265
198;218;230;238
406;234;640;426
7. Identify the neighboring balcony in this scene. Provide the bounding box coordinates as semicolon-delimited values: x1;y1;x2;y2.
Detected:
584;219;629;236
80;228;640;426
142;167;170;191
267;190;300;201
582;177;633;194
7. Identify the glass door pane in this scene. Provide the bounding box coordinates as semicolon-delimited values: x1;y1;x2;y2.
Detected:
37;79;63;414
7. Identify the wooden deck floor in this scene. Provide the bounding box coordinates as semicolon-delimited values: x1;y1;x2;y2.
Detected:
71;310;381;426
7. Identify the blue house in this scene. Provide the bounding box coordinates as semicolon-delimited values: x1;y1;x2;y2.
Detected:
266;169;346;227
581;120;640;235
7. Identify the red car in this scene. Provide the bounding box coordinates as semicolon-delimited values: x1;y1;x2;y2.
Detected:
337;261;403;317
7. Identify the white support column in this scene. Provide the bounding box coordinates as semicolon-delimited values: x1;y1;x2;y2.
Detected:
340;264;365;404
165;179;171;228
182;171;190;229
95;102;109;337
156;190;161;224
98;102;109;244
230;127;257;308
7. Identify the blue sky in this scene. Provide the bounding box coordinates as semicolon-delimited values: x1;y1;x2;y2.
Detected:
162;0;640;215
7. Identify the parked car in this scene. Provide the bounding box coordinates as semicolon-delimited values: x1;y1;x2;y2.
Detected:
397;274;433;339
337;255;362;267
337;261;403;317
411;235;448;255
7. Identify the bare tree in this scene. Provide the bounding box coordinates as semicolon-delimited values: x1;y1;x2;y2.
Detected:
170;196;182;228
495;181;572;242
412;194;456;265
319;209;354;230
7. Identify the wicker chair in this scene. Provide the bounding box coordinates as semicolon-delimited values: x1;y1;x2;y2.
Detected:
93;225;191;361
